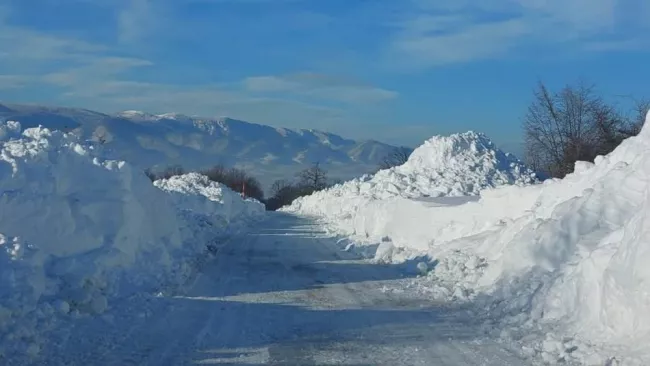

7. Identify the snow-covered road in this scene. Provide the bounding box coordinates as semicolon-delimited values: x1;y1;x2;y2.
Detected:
41;213;531;366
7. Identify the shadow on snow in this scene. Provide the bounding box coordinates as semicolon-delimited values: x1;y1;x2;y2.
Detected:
202;212;429;298
27;212;513;366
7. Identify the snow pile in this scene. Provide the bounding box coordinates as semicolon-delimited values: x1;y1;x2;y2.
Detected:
285;131;538;246
289;114;650;364
458;118;650;364
392;131;537;196
287;131;537;219
153;172;264;230
0;122;261;360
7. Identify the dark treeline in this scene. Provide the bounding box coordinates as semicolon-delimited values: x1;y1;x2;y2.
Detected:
265;162;342;211
524;80;648;178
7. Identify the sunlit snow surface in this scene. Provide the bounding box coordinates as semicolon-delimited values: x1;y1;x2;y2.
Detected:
287;114;650;365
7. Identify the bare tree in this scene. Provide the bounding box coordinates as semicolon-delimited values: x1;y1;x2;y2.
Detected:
329;178;343;186
620;98;650;137
297;162;328;191
144;165;185;181
201;165;264;201
524;81;620;178
201;164;227;183
266;180;302;211
266;173;343;211
378;146;411;170
270;179;291;198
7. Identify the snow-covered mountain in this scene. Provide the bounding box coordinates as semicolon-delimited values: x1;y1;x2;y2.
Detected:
0;102;401;192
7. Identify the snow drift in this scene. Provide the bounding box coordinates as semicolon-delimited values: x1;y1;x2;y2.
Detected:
287;131;537;221
285;131;538;244
461;114;650;365
287;119;650;364
153;172;264;239
0;121;263;360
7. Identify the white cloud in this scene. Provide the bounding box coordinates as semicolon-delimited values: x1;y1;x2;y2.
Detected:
393;17;530;67
244;76;301;92
43;57;153;87
0;20;154;94
0;4;378;135
583;39;645;52
37;74;349;131
305;86;398;104
389;0;649;68
0;75;30;90
0;28;105;62
243;73;398;104
118;0;157;44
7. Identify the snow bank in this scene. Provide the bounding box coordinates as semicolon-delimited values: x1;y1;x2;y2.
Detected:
288;116;650;364
394;131;537;196
285;131;538;249
0;122;261;360
287;131;537;219
154;172;263;223
153;172;264;233
462;116;650;364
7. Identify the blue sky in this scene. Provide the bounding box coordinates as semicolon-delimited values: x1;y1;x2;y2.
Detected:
0;0;649;152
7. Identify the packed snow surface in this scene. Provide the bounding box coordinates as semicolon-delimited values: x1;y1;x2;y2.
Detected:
287;119;650;365
21;213;531;366
0;121;262;361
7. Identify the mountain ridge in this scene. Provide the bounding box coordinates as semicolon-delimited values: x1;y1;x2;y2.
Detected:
0;102;404;192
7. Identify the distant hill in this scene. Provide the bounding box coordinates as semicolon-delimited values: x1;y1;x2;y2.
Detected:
0;102;405;193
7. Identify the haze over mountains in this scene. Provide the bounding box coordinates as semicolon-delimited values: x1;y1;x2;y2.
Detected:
0;102;403;192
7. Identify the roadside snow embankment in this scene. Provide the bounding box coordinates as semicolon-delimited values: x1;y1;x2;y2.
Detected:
287;116;650;364
0;122;263;360
465;117;650;365
285;131;539;255
154;172;263;230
